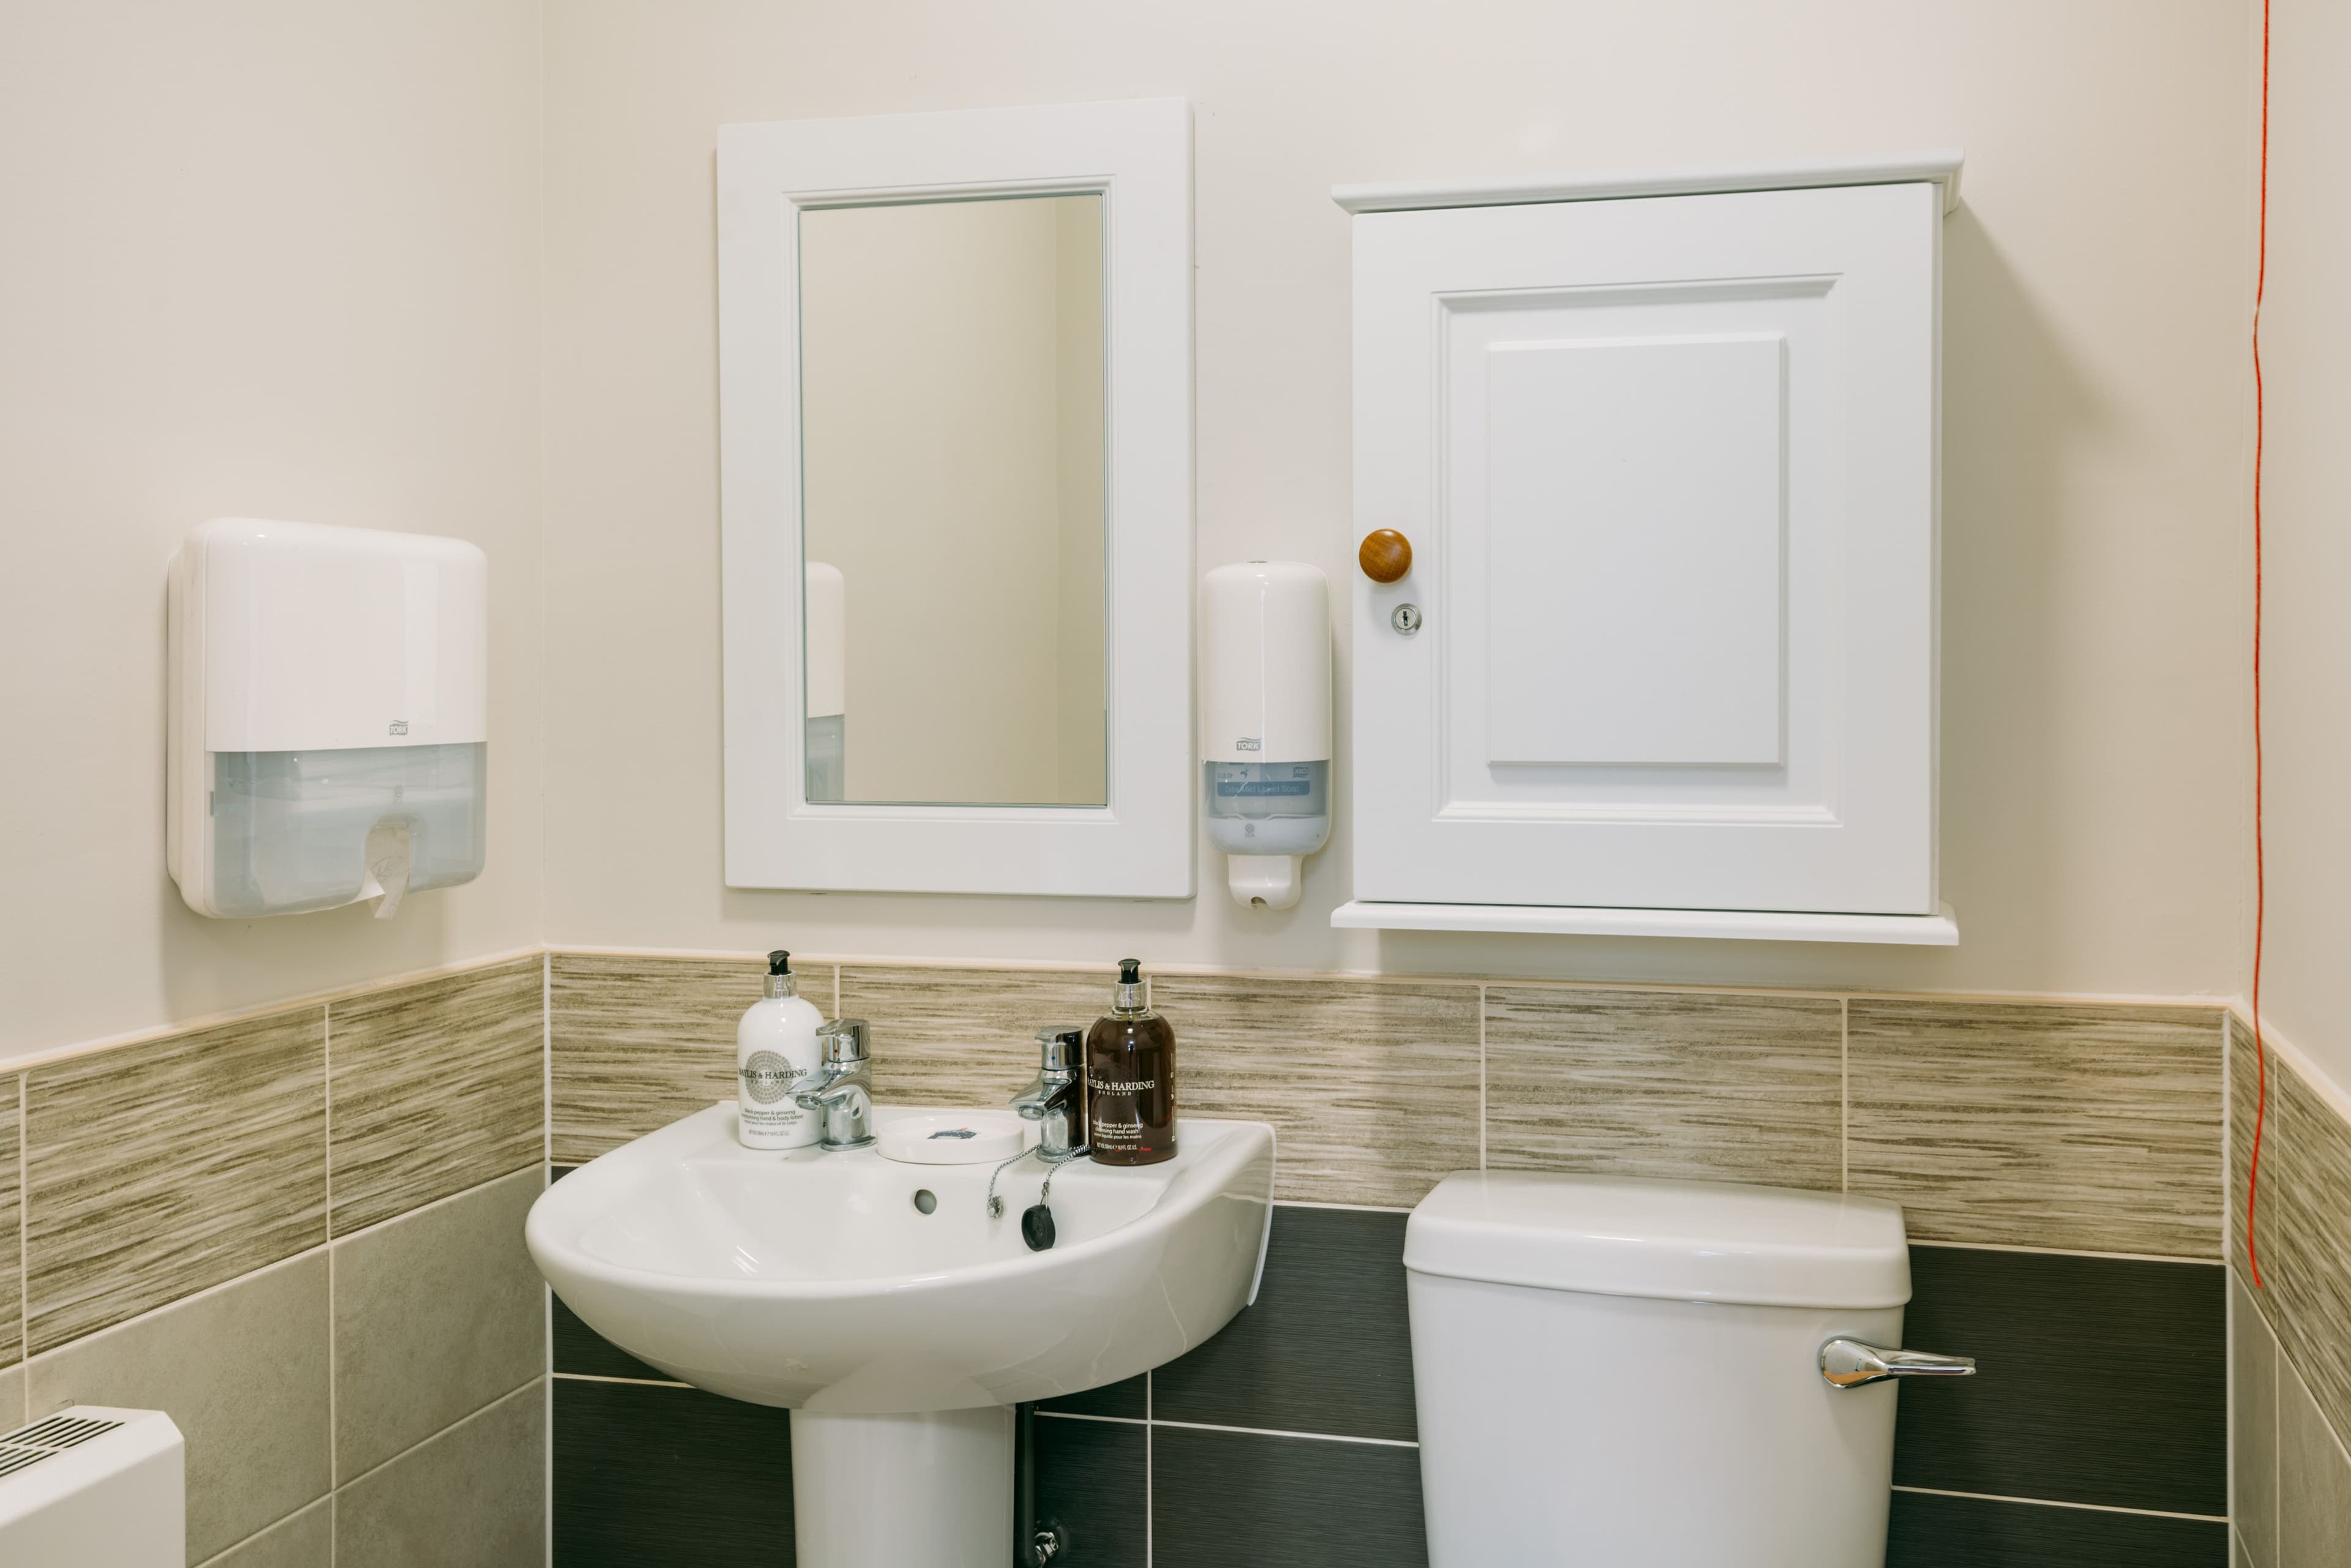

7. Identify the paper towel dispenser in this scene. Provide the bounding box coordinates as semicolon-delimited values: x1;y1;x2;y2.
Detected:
167;518;489;919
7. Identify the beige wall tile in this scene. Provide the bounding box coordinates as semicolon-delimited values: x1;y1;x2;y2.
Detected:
2271;1065;2351;1449
26;1009;327;1351
842;965;1104;1109
2280;1356;2351;1568
202;1498;332;1568
2234;1268;2279;1568
0;1363;22;1431
1846;1000;2222;1255
1159;973;1479;1207
0;1077;19;1369
27;1252;331;1563
550;953;766;1163
329;958;544;1234
1486;988;1842;1192
336;1381;545;1568
332;1168;545;1479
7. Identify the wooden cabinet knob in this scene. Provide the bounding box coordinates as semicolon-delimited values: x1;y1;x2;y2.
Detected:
1359;530;1412;583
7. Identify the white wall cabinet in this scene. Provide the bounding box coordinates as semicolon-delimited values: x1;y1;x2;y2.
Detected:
1333;157;1962;943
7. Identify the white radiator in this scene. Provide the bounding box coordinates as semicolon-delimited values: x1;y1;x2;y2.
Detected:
0;1408;184;1566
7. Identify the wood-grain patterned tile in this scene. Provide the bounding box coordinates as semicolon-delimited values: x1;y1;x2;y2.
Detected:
1157;973;1479;1207
0;1079;19;1369
840;965;1104;1109
1847;1001;2223;1256
328;957;544;1233
2230;1014;2276;1286
1485;987;1842;1191
2270;1063;2351;1448
549;953;771;1164
25;1008;326;1354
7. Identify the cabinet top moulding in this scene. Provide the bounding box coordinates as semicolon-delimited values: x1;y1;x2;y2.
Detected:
1330;149;1965;216
1330;900;1962;946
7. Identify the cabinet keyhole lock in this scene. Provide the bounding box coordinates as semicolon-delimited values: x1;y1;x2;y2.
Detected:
1392;603;1423;636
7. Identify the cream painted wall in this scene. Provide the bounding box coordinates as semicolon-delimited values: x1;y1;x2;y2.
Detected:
2255;0;2351;1084
0;1;545;1061
541;0;2255;994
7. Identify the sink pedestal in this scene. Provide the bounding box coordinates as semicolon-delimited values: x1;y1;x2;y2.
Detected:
791;1406;1014;1567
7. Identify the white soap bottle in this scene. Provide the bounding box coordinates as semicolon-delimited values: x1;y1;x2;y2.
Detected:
737;950;823;1149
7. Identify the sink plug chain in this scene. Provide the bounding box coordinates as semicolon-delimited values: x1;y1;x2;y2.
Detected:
986;1146;1040;1219
986;1145;1090;1252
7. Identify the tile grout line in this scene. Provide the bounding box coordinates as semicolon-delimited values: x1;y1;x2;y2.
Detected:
551;1371;692;1389
1149;1416;1420;1450
1888;1484;2226;1525
1477;985;1488;1170
2273;1313;2282;1562
323;1001;337;1568
189;1494;332;1567
1839;997;1850;1191
1032;1408;1422;1452
331;1375;544;1498
324;1001;339;1506
542;951;553;1568
1145;1368;1154;1568
2219;1013;2233;1267
1908;1237;2224;1267
17;1071;28;1399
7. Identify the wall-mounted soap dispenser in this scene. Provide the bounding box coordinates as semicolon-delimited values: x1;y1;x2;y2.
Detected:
167;518;489;919
1201;561;1331;909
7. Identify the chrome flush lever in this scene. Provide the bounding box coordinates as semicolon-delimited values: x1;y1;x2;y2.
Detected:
1819;1338;1977;1390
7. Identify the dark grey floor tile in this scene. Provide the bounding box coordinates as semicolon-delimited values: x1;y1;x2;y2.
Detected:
1032;1412;1146;1568
1152;1206;1413;1441
1894;1247;2225;1517
1038;1373;1146;1419
553;1377;794;1567
551;1291;670;1382
1153;1426;1425;1568
1886;1490;2227;1567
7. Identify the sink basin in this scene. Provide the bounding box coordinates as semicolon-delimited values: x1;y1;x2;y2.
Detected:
530;1101;1275;1410
527;1101;1276;1567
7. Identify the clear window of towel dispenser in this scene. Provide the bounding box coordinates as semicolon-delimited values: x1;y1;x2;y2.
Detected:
207;743;487;917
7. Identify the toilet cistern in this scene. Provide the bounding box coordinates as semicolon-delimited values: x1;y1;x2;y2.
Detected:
1406;1171;1976;1567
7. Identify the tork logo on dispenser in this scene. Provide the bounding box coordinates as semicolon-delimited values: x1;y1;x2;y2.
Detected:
165;518;490;920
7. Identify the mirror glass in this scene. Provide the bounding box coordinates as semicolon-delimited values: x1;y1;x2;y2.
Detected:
799;193;1108;807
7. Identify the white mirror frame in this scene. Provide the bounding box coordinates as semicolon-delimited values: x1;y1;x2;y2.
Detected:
717;100;1193;898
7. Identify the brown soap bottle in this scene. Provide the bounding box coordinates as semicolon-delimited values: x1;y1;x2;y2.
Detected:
1085;959;1177;1165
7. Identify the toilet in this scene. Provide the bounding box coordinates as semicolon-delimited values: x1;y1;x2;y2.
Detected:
1406;1171;1922;1567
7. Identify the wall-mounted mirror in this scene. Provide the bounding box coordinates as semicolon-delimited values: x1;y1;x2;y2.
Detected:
719;100;1193;898
800;193;1106;808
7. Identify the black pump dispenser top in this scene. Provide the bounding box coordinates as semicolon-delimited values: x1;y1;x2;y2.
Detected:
768;950;791;975
1118;958;1141;984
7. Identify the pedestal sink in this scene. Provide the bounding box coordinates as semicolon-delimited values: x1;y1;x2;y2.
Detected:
527;1103;1277;1567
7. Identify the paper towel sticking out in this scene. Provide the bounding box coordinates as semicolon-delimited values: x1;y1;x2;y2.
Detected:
364;820;413;920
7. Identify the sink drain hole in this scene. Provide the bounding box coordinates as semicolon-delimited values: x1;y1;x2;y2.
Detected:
912;1189;937;1215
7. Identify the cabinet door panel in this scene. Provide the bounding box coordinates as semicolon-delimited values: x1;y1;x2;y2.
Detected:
1351;182;1937;915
